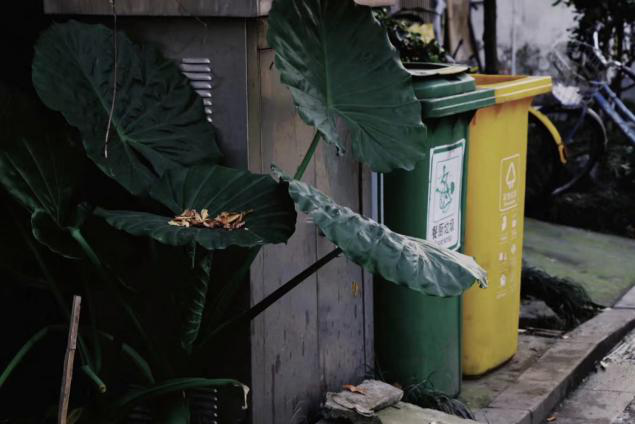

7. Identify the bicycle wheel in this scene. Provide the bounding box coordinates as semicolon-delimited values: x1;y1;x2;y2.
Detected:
526;111;561;217
542;106;607;195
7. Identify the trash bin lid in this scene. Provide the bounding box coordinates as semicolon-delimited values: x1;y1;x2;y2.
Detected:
405;63;475;99
405;63;496;118
472;74;552;104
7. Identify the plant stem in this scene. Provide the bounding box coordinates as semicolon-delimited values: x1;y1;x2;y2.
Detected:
207;246;260;328
0;325;63;388
98;331;155;384
195;247;341;353
80;365;107;393
294;131;322;180
69;228;167;374
15;217;68;316
0;325;110;394
181;250;213;355
84;283;102;372
12;214;92;369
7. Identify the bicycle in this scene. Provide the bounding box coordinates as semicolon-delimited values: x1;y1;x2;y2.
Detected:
526;30;635;206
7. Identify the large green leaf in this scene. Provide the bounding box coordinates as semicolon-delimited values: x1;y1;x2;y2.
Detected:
0;86;84;259
180;252;212;355
278;171;487;297
267;0;427;172
96;163;296;250
112;377;248;412
32;21;222;196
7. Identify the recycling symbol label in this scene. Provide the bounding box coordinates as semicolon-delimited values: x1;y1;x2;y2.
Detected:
500;154;521;211
506;161;517;190
427;139;465;251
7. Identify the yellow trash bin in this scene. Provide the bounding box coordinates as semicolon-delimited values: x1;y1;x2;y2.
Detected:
462;75;552;376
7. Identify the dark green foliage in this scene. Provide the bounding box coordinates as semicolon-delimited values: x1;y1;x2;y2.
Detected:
0;21;281;422
0;84;87;259
267;0;427;172
548;189;635;238
374;8;448;64
32;21;223;196
97;163;297;250
180;253;213;355
554;0;635;88
521;265;602;330
527;130;635;237
403;383;475;420
280;170;487;297
0;4;490;421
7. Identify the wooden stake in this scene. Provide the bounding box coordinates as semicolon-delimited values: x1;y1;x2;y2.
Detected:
58;295;82;424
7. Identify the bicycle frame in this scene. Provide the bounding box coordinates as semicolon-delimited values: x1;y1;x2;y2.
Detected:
592;82;635;146
586;29;635;145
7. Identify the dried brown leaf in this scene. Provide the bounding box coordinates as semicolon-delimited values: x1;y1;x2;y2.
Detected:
168;209;253;231
342;384;367;395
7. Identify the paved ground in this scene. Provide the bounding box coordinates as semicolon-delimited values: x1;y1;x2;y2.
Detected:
523;218;635;306
462;220;635;424
461;335;557;410
545;328;635;423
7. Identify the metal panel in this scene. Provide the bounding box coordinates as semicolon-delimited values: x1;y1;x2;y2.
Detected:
44;0;271;17
118;17;250;168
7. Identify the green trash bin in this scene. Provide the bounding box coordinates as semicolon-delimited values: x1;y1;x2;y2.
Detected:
375;63;495;396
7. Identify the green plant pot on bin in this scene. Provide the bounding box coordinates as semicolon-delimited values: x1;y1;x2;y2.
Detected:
375;63;495;396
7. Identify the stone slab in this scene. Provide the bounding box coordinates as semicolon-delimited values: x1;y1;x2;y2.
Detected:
489;378;565;417
523;218;635;306
615;285;635;309
555;389;634;421
473;407;531;424
518;341;596;384
377;402;478;424
323;380;403;423
479;306;635;424
583;364;635;394
614;398;635;424
541;418;611;424
566;309;635;345
461;335;556;410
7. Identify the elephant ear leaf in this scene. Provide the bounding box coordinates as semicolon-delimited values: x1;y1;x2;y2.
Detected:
96;163;296;251
32;20;222;196
180;253;213;355
0;86;85;259
267;0;427;172
276;168;487;297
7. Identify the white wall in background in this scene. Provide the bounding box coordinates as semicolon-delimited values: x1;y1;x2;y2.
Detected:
472;0;576;75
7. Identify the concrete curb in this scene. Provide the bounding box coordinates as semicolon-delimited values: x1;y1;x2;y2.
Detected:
474;285;635;424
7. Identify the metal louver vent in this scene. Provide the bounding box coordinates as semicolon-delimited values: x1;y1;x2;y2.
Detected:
180;58;214;123
189;388;221;424
125;389;221;424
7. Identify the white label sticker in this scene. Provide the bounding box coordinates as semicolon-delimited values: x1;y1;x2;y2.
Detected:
426;139;465;251
500;154;521;211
